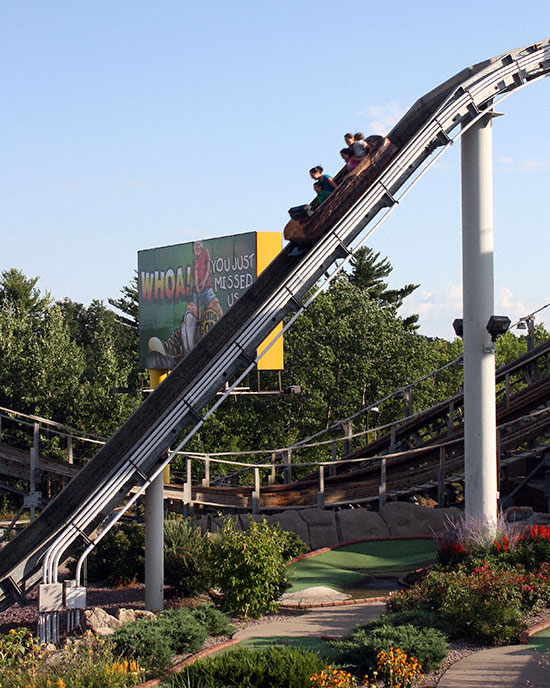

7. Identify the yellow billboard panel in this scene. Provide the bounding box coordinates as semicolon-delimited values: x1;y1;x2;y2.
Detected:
256;232;283;370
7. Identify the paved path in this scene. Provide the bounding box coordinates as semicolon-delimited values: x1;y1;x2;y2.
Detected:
234;601;385;640
436;645;550;687
235;600;550;687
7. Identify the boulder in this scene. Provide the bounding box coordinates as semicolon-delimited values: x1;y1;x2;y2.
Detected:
294;509;339;549
117;608;156;625
309;524;339;551
336;508;390;542
81;607;120;636
380;502;462;537
269;510;310;549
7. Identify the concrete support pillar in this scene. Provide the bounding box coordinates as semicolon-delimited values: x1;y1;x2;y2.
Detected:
145;369;167;611
461;114;498;526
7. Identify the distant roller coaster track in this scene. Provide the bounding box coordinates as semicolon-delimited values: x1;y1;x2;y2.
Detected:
1;39;549;613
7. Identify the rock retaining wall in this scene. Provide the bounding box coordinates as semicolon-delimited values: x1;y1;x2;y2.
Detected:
196;503;464;550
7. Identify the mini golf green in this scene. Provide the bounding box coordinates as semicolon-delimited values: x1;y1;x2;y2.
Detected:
287;538;438;594
527;627;550;654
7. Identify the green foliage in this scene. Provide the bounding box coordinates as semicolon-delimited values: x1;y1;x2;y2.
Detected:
109;618;177;670
386;561;537;645
0;627;41;670
207;516;294;618
164;517;210;596
365;610;456;639
157;609;209;654
332;623;447;676
278;527;308;561
110;604;232;671
0;632;144;688
189;603;234;636
168;645;326;688
68;520;144;585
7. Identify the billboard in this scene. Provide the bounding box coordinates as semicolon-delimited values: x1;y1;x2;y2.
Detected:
138;231;283;371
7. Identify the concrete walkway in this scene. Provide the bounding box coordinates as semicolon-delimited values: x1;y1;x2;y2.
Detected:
234;601;385;640
437;645;550;687
234;600;550;687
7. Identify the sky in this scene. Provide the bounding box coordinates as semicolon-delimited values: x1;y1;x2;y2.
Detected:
1;1;549;340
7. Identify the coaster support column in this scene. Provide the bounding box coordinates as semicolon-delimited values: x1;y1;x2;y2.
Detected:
461;112;498;527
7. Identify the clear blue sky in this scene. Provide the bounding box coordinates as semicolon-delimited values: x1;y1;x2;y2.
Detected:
1;1;548;339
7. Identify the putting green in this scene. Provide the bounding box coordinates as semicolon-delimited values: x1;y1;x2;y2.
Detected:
526;627;550;654
240;636;337;660
287;538;438;593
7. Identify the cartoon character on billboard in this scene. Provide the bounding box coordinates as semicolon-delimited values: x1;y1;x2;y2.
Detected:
148;240;223;369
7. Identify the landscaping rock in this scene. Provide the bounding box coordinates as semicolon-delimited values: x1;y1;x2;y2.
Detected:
117;608;156;624
336;508;390;542
299;509;339;550
81;607;120;636
299;508;337;528
269;510;311;548
309;524;339;551
380;502;462;537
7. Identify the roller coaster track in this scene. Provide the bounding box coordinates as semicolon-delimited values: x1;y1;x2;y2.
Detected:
1;40;549;612
185;339;550;510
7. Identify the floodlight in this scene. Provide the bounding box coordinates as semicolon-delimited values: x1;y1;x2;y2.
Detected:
486;315;511;342
452;318;464;338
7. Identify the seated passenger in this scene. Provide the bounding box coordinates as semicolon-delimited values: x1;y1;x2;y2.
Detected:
351;131;369;158
340;147;359;172
309;166;337;203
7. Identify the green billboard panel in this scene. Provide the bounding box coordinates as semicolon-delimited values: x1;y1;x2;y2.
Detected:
138;232;257;369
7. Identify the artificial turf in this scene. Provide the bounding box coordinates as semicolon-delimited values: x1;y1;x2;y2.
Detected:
286;538;438;592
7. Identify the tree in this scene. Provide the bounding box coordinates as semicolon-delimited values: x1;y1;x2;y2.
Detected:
348;247;420;329
0;268;51;317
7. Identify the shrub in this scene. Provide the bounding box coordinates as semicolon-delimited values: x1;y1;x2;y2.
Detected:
373;646;424;688
168;645;326;688
157;609;208;655
279;528;308;561
68;520;145;585
387;561;532;645
189;603;234;636
367;610;455;639
0;632;144;688
164;517;210;596
109;618;174;670
332;623;447;676
207;516;294;618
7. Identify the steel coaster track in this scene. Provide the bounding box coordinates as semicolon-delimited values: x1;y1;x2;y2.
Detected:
1;40;549;615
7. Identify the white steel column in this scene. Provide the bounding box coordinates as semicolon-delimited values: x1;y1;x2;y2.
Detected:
461;113;498;525
145;369;166;611
145;472;164;610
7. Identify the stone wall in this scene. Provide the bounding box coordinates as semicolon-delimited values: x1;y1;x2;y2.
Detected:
196;502;464;550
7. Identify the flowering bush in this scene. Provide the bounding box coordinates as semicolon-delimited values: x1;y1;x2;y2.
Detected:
0;631;144;688
386;558;550;645
310;664;372;687
371;647;423;688
332;623;446;676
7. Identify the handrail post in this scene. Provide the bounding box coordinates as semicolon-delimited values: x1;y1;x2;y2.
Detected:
269;452;276;485
330;441;337;477
438;446;446;507
378;458;387;510
203;455;210;487
183;456;192;518
252;467;260;514
67;435;73;465
30;422;39;522
317;464;325;509
344;421;353;455
283;449;292;484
